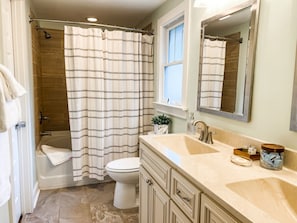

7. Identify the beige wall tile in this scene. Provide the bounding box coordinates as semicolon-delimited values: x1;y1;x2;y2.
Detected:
39;29;69;131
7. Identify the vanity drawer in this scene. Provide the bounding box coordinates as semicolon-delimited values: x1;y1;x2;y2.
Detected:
170;200;192;223
171;169;201;222
140;143;171;194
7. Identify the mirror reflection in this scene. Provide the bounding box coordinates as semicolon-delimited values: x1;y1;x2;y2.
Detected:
197;0;260;122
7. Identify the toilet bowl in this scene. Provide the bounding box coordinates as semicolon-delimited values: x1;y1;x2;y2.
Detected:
106;157;140;209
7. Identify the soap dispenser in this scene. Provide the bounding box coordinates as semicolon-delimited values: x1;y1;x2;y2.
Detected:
187;112;195;134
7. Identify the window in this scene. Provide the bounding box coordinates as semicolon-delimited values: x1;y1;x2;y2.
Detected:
156;2;189;118
163;22;184;105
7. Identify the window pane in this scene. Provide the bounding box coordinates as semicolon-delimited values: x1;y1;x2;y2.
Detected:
164;64;183;105
175;23;184;61
168;23;184;63
168;28;176;63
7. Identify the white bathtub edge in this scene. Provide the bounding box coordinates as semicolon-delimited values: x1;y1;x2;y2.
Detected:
38;175;99;190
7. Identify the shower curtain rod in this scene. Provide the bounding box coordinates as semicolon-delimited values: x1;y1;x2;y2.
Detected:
29;17;154;35
204;34;242;43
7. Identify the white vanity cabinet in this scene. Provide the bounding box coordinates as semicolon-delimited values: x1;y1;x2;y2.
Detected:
140;142;196;223
140;143;171;223
200;194;240;223
139;141;240;223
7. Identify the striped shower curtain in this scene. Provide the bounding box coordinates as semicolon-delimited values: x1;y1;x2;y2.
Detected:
64;26;154;181
200;39;226;110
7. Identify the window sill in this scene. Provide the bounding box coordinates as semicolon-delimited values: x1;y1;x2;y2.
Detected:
153;102;188;119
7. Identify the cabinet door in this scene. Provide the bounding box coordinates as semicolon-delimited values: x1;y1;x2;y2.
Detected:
139;166;150;223
200;194;239;223
151;178;170;223
140;166;170;223
170;200;192;223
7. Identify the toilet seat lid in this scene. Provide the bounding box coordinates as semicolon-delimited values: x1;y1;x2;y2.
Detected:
106;157;140;172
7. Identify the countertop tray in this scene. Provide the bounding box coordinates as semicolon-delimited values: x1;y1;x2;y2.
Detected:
233;148;260;160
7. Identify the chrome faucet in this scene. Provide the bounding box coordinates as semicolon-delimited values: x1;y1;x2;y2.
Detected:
193;120;213;144
39;111;49;125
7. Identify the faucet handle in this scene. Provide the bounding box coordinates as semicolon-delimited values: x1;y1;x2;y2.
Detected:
206;132;213;144
39;111;49;125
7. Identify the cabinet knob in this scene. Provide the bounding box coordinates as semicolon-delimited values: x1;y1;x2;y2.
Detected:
146;179;153;185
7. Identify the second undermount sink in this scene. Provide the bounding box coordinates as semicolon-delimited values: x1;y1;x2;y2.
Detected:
152;134;218;156
227;177;297;223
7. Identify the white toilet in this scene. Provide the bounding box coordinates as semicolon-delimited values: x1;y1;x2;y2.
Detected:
106;157;140;209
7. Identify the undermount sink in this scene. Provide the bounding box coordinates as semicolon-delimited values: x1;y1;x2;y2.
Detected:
152;134;218;155
227;177;297;223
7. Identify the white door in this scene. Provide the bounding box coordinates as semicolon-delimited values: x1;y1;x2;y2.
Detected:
11;0;37;213
9;127;22;223
0;0;22;222
1;0;36;221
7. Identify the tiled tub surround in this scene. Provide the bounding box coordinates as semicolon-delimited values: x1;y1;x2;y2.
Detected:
31;27;70;136
139;128;297;223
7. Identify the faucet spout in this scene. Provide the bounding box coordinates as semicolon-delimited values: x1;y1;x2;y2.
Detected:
193;120;213;144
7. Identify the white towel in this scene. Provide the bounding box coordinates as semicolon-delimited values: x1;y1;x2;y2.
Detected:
200;39;226;110
41;145;72;166
0;80;7;131
0;64;26;132
0;97;22;132
0;64;26;101
0;131;11;207
0;65;26;206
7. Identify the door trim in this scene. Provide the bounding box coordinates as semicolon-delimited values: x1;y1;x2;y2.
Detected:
10;0;39;213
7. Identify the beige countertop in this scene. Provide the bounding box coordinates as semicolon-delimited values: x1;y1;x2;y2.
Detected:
139;133;297;223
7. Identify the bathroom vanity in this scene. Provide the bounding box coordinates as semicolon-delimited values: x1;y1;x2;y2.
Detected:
139;132;297;223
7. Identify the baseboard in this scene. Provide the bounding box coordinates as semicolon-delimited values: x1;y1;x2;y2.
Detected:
32;182;40;209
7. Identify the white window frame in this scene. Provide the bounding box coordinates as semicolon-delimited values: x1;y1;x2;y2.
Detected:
155;1;190;119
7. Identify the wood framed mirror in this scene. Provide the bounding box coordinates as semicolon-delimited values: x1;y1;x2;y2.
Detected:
290;46;297;131
197;0;260;122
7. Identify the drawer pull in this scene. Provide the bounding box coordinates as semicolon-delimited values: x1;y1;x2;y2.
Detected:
146;179;153;186
176;189;191;203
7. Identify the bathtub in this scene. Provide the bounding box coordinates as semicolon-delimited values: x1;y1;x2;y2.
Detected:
36;131;98;190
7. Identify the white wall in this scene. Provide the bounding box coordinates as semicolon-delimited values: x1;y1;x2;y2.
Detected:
144;0;297;150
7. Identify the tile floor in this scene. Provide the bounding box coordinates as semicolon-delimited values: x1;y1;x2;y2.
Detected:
21;182;139;223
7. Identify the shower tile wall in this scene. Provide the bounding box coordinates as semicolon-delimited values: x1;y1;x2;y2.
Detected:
32;28;70;144
39;29;69;131
31;23;42;145
221;32;240;113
